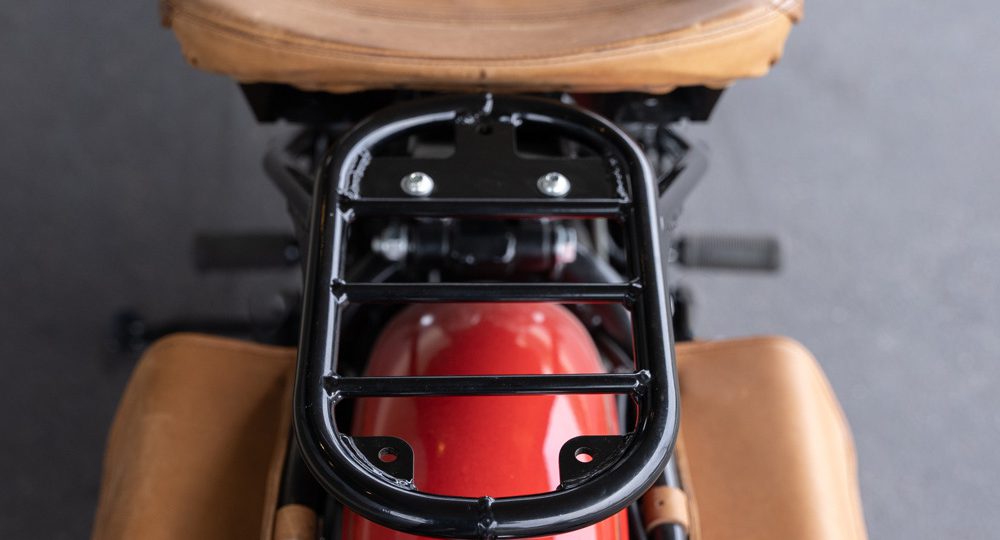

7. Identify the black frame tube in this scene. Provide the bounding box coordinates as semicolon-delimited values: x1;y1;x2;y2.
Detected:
324;372;650;398
331;282;639;305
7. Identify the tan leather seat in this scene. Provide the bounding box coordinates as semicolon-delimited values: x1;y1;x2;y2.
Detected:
161;0;802;94
92;333;865;540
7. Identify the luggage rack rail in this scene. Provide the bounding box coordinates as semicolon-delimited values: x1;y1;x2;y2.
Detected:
330;281;641;305
294;95;679;539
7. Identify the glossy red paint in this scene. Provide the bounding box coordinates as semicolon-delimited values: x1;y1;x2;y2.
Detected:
344;303;627;540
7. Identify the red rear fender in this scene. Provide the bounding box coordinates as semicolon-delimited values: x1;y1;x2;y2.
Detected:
345;303;627;540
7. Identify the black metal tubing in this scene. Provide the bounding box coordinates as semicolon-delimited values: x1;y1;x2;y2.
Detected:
656;133;708;230
324;372;650;398
342;197;627;219
294;95;678;539
264;136;317;246
331;282;639;305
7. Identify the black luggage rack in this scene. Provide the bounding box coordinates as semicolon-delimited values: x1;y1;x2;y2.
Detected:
294;95;679;539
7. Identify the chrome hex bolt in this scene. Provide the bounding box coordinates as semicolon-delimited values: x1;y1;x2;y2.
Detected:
536;172;571;197
400;172;435;197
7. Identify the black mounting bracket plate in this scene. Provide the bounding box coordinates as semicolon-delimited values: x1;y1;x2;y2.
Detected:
351;436;415;483
558;435;630;488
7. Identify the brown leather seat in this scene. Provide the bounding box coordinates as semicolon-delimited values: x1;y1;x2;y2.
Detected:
161;0;802;94
92;333;865;540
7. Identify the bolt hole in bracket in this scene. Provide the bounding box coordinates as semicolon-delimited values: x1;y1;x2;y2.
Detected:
559;435;631;486
351;436;414;482
294;95;679;539
351;434;628;490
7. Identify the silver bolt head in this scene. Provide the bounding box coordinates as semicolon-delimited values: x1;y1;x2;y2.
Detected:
537;172;571;197
371;225;409;261
401;172;435;197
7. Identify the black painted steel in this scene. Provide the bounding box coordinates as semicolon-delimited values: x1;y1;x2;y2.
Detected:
342;197;627;218
324;372;649;398
351;436;415;482
558;435;631;488
331;282;639;305
294;95;679;539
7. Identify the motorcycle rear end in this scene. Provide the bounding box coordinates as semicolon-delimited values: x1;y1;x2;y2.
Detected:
93;1;868;539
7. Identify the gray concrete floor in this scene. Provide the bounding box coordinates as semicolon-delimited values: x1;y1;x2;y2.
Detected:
2;1;998;538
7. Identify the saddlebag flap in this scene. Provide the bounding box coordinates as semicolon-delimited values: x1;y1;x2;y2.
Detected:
673;336;868;540
91;334;295;540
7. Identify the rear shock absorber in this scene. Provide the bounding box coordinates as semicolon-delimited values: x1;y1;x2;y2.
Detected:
371;219;577;279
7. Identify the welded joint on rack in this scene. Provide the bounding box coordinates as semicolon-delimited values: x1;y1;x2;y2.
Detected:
476;496;498;540
632;369;652;397
341;207;357;223
624;280;643;308
331;279;350;304
335;194;358;222
323;375;346;403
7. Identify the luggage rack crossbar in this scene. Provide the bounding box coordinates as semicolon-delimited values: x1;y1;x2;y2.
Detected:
330;281;639;305
342;197;628;219
325;372;650;398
